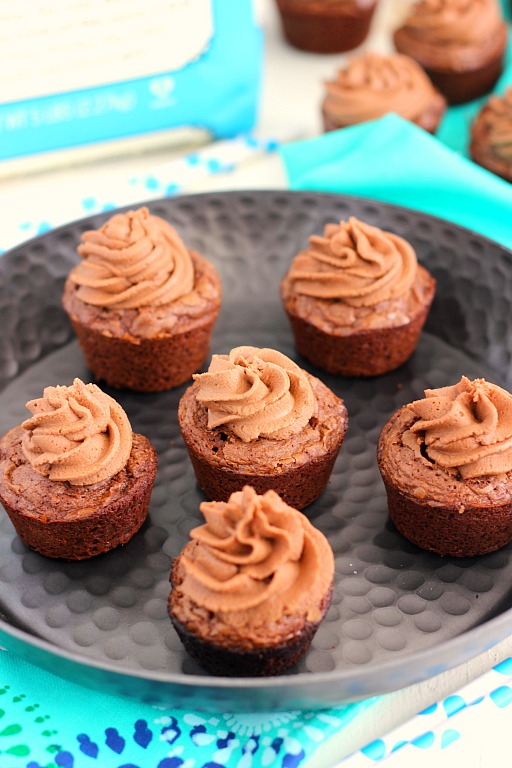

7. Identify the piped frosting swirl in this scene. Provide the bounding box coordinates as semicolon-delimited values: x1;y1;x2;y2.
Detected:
192;346;317;442
21;378;133;486
176;485;334;624
286;217;417;306
322;52;440;125
69;206;194;309
405;376;512;478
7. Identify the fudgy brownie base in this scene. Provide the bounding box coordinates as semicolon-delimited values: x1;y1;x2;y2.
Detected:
0;430;158;560
281;270;435;377
66;313;219;392
62;250;221;392
275;0;377;54
178;373;348;510
381;481;512;558
169;557;333;676
378;406;512;557
393;23;508;105
419;56;505;106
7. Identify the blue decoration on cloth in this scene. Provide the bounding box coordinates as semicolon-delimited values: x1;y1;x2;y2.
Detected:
0;649;376;768
342;660;512;765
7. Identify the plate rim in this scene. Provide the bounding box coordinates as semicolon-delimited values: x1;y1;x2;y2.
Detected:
5;188;512;258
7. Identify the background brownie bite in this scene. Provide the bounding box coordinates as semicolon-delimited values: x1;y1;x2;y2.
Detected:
470;87;512;183
393;0;508;105
280;216;436;377
0;378;157;560
378;377;512;557
178;345;347;510
169;485;334;676
62;206;222;392
274;0;379;54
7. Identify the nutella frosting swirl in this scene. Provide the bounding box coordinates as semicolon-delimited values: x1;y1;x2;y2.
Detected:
21;378;133;486
323;52;440;124
406;376;512;479
399;0;503;48
193;346;316;442
177;486;333;623
287;217;417;306
69;207;194;309
480;88;512;161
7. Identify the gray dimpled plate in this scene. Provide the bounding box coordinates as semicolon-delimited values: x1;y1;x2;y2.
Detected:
1;190;512;712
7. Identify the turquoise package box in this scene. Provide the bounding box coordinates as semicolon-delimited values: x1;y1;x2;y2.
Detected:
0;0;263;162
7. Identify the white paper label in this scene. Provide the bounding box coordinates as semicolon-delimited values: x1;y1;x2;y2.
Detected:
0;0;214;103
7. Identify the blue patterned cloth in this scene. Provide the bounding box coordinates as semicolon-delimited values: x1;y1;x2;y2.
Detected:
0;649;376;768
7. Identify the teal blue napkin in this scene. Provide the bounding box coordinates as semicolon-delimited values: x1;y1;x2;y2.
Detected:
0;649;376;768
279;114;512;251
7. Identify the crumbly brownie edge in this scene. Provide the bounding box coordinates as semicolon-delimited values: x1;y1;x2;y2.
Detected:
377;408;512;557
282;276;435;377
178;375;348;510
0;433;158;560
62;249;222;392
168;571;333;676
68;311;218;392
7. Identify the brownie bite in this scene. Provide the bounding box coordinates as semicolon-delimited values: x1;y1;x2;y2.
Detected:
280;216;436;377
62;206;222;392
169;485;334;676
393;0;508;105
274;0;379;54
0;378;157;559
178;346;347;510
470;87;512;183
378;376;512;557
321;51;446;133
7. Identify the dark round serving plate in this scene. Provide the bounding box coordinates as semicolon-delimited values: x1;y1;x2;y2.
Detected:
1;190;512;713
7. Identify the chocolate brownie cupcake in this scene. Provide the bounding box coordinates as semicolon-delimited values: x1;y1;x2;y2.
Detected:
62;206;222;392
178;346;347;510
280;216;436;377
0;378;157;560
321;51;447;133
169;485;334;676
393;0;508;105
470;87;512;183
274;0;379;54
378;376;512;557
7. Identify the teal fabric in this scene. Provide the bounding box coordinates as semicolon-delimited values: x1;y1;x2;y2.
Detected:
0;649;376;768
280;3;512;251
279;114;512;250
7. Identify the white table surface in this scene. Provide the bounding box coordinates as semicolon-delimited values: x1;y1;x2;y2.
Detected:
1;1;512;766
